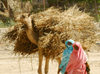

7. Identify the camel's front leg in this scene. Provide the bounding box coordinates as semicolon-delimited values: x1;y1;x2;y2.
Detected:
38;49;43;74
56;57;61;74
45;57;50;74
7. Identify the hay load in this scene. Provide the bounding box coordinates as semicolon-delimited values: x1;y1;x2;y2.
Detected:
4;6;96;58
14;29;38;55
34;8;61;29
4;24;21;41
34;6;96;51
4;23;38;55
39;33;65;58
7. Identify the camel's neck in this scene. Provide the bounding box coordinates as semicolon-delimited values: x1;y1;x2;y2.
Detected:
25;18;38;45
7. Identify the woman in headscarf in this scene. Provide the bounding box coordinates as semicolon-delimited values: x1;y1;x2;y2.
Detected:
65;42;87;74
58;39;75;74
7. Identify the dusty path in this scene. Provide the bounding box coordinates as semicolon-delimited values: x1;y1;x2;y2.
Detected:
88;52;100;74
0;49;100;74
0;50;59;74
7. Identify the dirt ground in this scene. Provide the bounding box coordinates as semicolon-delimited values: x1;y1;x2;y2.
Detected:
0;28;100;74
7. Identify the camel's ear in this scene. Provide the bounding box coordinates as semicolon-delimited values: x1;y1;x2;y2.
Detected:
28;13;31;17
31;19;35;26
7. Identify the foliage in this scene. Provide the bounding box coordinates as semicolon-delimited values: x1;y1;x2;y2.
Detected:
0;0;100;21
0;19;16;28
21;0;32;2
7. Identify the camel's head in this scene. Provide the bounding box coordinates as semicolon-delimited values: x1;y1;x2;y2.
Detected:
15;13;38;45
15;13;32;23
15;13;35;30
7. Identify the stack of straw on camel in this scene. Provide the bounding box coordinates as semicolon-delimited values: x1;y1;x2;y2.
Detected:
4;6;96;59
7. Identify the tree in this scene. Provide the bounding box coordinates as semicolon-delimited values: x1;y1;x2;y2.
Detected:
0;0;14;22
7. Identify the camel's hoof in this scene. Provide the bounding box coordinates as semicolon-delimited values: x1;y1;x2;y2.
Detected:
45;71;48;74
45;69;48;74
38;69;42;74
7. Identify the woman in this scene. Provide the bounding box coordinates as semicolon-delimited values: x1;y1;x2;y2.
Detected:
65;42;87;74
58;39;75;74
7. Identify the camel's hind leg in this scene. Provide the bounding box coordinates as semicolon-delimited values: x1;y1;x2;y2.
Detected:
45;57;50;74
38;49;43;74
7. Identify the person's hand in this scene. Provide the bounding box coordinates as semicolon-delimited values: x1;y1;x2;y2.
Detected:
85;62;90;74
64;71;67;74
58;68;61;74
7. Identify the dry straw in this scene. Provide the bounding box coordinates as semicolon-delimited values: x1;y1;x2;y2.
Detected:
34;6;96;51
4;6;97;58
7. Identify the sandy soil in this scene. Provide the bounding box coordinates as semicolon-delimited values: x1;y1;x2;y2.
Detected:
0;28;100;74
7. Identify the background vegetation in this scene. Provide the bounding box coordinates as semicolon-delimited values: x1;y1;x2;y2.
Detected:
0;0;100;27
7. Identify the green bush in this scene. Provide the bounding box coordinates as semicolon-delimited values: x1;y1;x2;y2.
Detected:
0;19;16;28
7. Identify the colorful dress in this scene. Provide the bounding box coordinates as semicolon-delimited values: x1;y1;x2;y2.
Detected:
59;40;74;74
65;42;87;74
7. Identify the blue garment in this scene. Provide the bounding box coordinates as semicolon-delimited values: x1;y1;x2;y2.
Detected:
59;39;74;74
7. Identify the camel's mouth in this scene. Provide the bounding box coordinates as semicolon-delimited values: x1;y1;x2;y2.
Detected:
21;24;28;30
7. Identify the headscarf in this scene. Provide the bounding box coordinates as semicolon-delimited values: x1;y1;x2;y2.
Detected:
59;39;74;74
65;42;87;74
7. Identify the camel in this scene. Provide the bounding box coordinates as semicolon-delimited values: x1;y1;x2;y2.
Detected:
15;13;62;74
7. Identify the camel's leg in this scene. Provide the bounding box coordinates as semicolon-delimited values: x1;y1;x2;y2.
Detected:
30;55;33;71
45;57;50;74
38;49;43;74
56;57;61;73
18;57;21;74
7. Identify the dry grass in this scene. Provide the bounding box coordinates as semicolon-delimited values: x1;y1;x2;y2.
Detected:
34;6;96;50
4;23;38;55
4;6;97;58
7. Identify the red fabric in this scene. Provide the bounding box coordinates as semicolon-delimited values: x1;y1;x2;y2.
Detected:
65;42;87;74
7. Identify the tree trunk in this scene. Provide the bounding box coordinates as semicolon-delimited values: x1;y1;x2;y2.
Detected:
8;6;14;19
0;0;9;17
43;0;46;10
94;0;99;21
21;0;23;9
0;0;14;19
1;0;8;9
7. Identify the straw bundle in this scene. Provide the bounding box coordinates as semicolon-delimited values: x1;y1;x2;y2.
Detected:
34;6;96;50
34;7;61;29
4;23;38;55
4;6;96;58
4;25;19;41
14;30;38;55
39;33;65;58
59;7;96;49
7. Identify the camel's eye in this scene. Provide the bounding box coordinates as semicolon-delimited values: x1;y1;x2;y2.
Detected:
22;15;25;18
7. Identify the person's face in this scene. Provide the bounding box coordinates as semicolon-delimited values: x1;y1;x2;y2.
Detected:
67;42;72;46
73;45;79;50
